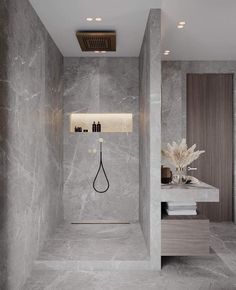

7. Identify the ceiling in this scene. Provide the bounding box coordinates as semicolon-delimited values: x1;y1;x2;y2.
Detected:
161;0;236;60
29;0;236;60
29;0;161;57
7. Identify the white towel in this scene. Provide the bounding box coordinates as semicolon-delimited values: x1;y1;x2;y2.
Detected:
166;209;197;216
167;202;196;207
167;205;197;211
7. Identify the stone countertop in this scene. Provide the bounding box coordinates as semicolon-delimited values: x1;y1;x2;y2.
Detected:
161;182;219;202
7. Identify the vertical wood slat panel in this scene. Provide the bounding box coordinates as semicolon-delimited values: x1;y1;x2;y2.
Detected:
187;74;233;222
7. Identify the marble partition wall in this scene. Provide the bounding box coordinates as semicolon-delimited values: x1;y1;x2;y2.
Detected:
161;61;236;221
63;58;139;222
139;9;162;269
0;0;63;289
161;62;183;148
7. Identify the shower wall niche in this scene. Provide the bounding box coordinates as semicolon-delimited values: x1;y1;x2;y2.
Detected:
70;113;133;133
63;58;139;222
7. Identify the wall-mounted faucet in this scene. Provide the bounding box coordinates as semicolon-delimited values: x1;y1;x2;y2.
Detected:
88;149;97;154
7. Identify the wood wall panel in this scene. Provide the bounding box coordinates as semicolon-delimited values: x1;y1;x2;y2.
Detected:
187;74;233;221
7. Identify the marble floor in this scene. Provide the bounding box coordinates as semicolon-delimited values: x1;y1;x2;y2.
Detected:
37;223;149;261
23;223;236;290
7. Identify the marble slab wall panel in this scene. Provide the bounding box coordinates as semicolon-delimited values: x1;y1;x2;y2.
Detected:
161;61;236;221
63;57;139;222
139;9;162;269
0;0;63;289
139;12;151;256
161;61;183;149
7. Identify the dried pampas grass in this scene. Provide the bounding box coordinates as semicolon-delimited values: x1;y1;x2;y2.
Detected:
162;139;205;169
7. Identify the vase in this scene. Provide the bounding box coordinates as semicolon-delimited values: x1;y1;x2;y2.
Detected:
173;167;187;184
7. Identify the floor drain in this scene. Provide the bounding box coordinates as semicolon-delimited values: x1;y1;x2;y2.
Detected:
71;222;131;225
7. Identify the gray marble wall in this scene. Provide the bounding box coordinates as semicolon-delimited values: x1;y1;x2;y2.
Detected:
63;58;139;222
0;0;64;289
139;9;161;269
161;62;184;148
161;61;236;221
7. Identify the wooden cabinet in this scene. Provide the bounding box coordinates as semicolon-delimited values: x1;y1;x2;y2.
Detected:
161;215;209;256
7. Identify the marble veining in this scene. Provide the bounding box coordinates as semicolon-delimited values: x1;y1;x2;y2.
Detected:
23;270;236;290
36;223;149;261
161;181;219;202
161;61;183;150
0;0;63;289
23;223;236;290
63;57;139;222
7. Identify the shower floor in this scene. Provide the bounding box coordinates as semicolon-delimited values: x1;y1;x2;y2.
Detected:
37;222;149;262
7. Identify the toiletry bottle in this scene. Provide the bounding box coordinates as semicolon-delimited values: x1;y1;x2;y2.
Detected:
92;121;97;132
97;122;101;132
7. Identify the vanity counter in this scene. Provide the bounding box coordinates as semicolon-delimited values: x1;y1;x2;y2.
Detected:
161;182;219;203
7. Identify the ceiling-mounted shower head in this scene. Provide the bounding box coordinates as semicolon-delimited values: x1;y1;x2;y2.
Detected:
76;31;116;52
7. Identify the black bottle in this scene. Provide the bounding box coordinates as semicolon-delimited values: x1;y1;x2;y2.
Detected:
75;126;79;132
75;126;82;132
97;122;101;132
92;121;97;132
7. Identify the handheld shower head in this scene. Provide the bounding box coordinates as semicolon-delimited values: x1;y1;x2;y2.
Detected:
93;138;109;193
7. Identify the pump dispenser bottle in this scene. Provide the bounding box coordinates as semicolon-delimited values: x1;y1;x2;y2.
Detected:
92;121;97;132
97;122;101;132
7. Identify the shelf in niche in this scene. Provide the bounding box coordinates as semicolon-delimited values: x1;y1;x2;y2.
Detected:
70;113;133;133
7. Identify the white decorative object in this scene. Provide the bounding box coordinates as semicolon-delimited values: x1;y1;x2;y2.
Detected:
165;199;197;216
186;176;200;184
162;139;205;184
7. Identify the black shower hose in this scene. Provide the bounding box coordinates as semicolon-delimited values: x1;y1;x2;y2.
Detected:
93;141;110;193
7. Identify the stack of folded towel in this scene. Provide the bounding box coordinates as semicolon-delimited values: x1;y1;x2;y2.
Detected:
165;202;197;215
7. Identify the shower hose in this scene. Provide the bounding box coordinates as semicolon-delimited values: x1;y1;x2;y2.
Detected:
93;138;110;193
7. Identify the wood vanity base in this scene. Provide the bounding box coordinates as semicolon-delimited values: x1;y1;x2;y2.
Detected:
161;215;209;256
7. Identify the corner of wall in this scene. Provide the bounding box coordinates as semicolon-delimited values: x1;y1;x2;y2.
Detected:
139;8;162;269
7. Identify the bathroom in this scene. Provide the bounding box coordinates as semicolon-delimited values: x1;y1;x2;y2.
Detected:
0;0;236;289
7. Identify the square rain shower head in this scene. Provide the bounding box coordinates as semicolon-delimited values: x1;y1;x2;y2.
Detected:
76;31;116;52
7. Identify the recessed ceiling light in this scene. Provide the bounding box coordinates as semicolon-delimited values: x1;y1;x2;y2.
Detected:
177;20;186;29
86;17;93;21
94;51;100;53
164;50;170;55
95;17;102;22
